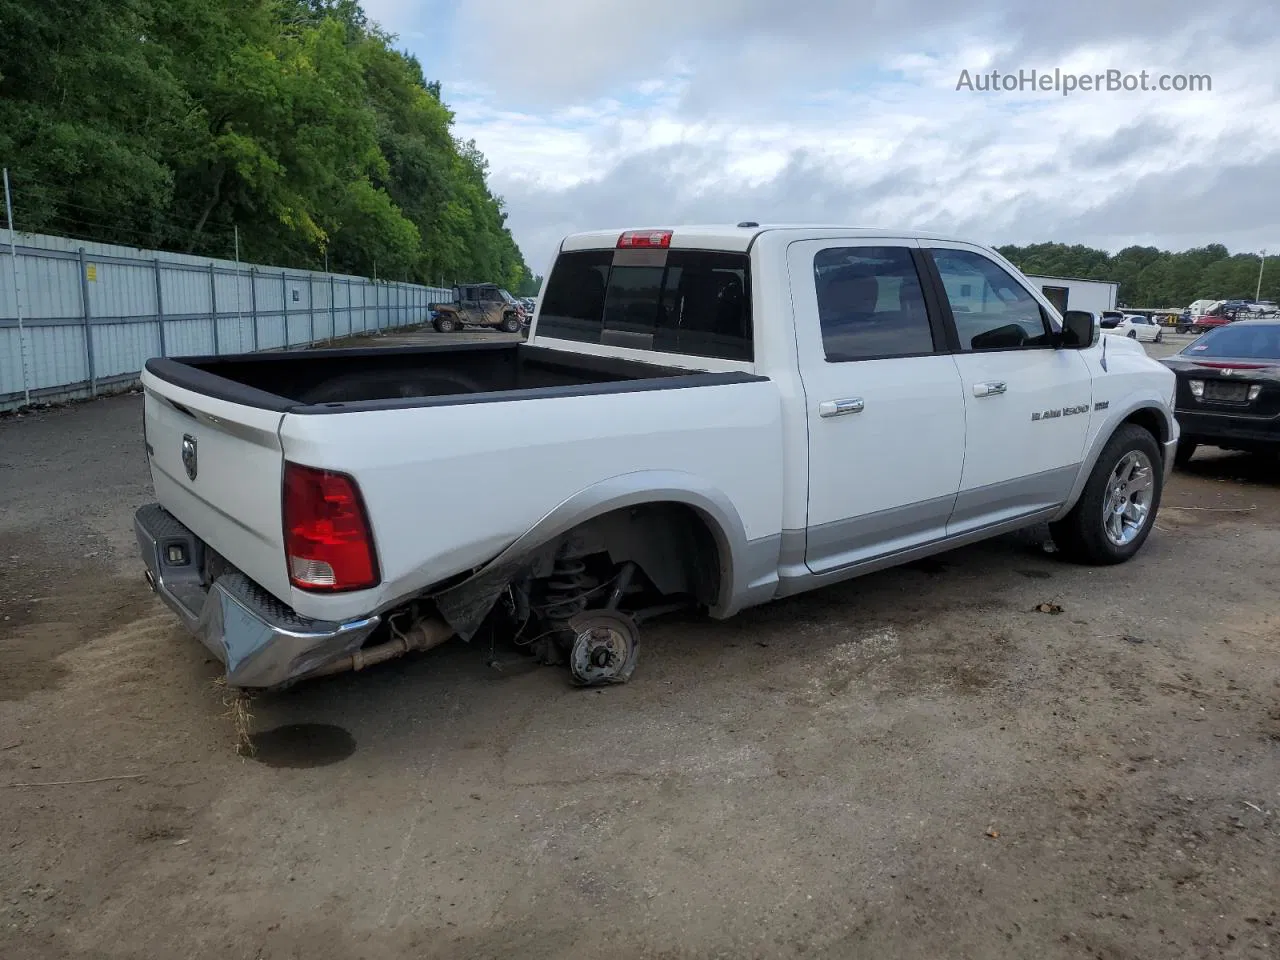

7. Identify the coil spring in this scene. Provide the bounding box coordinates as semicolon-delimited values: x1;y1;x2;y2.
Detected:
542;556;594;621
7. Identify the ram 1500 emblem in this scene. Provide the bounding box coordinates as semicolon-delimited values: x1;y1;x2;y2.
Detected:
1032;403;1090;422
181;434;198;481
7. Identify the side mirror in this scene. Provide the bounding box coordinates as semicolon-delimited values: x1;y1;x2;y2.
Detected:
1060;310;1099;349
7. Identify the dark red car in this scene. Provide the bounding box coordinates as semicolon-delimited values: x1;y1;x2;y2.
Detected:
1178;312;1234;335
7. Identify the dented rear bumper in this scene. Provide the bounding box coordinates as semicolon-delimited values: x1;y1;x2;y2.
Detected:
134;504;381;689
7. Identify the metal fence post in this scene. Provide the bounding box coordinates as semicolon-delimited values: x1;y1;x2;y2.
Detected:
282;271;289;348
78;247;97;396
153;258;167;357
329;275;335;343
307;278;314;346
208;261;220;355
3;169;32;405
249;267;259;351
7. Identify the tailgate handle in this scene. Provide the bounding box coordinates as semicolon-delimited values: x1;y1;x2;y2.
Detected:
819;398;864;418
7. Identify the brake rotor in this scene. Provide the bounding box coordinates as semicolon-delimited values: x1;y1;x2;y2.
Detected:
566;611;640;687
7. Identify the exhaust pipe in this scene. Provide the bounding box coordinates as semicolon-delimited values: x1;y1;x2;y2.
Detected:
144;570;157;593
306;616;455;680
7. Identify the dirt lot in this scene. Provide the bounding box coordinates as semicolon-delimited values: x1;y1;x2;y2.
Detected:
1;332;1278;960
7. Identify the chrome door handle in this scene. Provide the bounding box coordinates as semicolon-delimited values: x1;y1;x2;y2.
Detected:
818;398;865;418
973;381;1007;398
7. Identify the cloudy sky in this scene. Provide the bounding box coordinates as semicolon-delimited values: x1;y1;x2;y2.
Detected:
361;0;1280;275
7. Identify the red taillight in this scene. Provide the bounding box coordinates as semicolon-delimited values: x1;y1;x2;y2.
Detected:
283;462;379;592
617;229;672;249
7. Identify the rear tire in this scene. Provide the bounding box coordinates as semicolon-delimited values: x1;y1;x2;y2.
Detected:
1127;330;1137;339
1050;424;1164;566
434;316;457;333
1174;441;1198;468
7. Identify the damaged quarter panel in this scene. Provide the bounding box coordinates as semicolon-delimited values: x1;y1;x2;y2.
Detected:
275;378;786;626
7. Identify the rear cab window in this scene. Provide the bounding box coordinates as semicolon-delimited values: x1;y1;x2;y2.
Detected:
536;245;752;361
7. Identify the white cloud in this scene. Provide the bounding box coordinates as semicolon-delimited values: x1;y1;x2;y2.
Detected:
368;0;1280;273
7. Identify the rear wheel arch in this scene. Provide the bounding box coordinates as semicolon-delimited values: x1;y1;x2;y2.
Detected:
539;501;730;611
485;474;749;616
422;496;737;647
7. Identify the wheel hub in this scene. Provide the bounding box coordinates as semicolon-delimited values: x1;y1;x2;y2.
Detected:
567;611;639;687
1102;449;1155;546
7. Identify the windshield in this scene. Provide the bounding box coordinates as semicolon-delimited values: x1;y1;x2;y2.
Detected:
1183;323;1280;359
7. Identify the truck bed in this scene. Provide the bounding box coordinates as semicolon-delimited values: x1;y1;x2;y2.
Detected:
143;341;742;412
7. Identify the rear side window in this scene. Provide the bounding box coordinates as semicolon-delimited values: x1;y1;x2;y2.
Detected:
814;246;936;361
536;250;752;361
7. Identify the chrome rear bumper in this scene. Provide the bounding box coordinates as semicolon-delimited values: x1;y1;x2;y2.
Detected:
134;504;381;689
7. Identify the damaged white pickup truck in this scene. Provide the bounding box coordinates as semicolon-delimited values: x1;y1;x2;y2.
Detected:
135;225;1178;690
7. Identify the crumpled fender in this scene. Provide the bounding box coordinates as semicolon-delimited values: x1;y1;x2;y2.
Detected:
431;469;750;639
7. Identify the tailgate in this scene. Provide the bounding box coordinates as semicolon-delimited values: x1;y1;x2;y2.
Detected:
142;370;290;602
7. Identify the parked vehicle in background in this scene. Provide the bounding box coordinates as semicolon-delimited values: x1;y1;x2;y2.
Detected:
1187;299;1222;319
1160;319;1280;465
132;224;1177;693
1102;313;1163;343
518;297;537;326
1178;312;1234;335
427;282;524;333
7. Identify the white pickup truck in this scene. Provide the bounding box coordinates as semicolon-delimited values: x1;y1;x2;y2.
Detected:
135;225;1178;689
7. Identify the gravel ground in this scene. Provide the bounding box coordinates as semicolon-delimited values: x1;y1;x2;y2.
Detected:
1;330;1277;960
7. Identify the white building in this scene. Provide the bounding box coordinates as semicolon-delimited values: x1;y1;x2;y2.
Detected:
1021;274;1119;316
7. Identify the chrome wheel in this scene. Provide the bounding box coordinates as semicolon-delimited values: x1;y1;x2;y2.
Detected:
1103;450;1155;546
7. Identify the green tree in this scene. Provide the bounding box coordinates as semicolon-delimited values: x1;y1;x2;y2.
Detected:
998;240;1272;307
0;0;532;286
